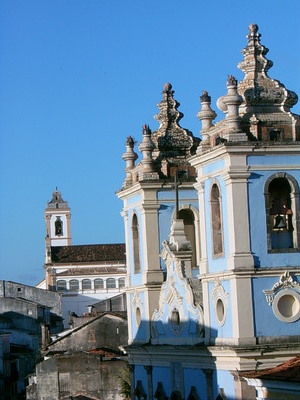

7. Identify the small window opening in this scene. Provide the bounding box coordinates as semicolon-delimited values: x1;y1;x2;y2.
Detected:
210;184;224;256
55;217;63;236
178;209;197;268
132;214;141;273
269;129;281;141
268;178;293;249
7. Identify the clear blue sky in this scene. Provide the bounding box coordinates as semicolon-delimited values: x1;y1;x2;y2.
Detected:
0;0;299;286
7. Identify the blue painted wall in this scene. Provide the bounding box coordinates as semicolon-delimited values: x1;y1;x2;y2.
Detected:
183;368;207;399
152;366;172;397
214;370;235;400
252;276;300;336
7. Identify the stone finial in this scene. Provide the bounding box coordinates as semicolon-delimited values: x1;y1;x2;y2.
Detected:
122;135;138;186
138;124;155;173
226;75;238;87
223;75;243;130
216;75;248;142
151;83;200;164
197;90;217;137
248;23;258;34
238;24;298;113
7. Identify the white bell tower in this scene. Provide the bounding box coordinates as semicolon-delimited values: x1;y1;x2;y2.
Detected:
45;189;71;263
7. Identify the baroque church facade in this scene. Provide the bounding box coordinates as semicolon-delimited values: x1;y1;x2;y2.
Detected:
117;25;300;399
38;189;126;325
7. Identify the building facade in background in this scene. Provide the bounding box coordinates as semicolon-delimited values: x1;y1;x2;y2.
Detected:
118;25;300;400
0;280;62;399
38;189;126;326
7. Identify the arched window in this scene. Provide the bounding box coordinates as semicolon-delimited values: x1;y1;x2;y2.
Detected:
179;208;197;268
94;278;104;289
82;279;92;290
265;174;299;251
106;278;116;289
69;279;79;291
210;183;224;256
132;213;141;273
57;280;67;291
118;277;125;288
55;217;63;236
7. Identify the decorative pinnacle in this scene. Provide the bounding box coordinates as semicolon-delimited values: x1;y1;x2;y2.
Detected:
248;23;259;35
238;24;298;111
142;124;151;136
197;90;217;133
139;124;155;173
122;136;138;170
126;136;135;147
226;75;238;87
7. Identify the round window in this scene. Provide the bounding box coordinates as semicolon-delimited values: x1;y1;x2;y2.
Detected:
216;298;226;325
136;307;141;326
272;289;300;323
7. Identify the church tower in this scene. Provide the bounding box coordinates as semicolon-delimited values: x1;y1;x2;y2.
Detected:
118;84;200;344
117;25;300;400
44;188;72;264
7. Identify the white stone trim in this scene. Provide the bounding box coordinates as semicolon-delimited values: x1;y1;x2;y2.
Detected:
263;271;300;322
212;280;228;326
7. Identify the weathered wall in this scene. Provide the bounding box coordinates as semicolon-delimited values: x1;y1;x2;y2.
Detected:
33;353;126;400
0;280;62;316
48;314;128;353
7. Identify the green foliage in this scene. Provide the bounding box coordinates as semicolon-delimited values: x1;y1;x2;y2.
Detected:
117;365;131;400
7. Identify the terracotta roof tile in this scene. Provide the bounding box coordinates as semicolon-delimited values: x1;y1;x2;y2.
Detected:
241;357;300;382
50;243;126;263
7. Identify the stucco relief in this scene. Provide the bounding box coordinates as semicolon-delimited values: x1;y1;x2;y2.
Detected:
151;230;203;343
263;271;300;323
212;280;228;326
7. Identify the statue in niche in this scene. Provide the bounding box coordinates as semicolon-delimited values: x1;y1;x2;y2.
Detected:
55;217;63;236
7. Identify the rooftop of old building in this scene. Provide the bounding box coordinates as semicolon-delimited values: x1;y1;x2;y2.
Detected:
49;243;126;264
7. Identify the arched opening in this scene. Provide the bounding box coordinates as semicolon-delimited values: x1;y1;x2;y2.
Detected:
57;280;67;292
94;278;104;289
267;177;295;250
118;277;126;288
106;278;116;289
69;279;79;291
178;208;197;268
132;213;141;273
210;183;224;256
55;217;63;236
82;279;92;290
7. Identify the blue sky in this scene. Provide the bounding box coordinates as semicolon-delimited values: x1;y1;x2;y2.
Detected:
0;0;299;286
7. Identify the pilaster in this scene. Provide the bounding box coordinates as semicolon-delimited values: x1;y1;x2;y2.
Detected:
222;164;254;270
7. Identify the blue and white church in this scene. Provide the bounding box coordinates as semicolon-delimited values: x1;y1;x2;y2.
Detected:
117;25;300;400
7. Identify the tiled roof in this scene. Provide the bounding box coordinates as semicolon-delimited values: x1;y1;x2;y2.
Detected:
241;357;300;382
50;243;126;264
88;347;124;357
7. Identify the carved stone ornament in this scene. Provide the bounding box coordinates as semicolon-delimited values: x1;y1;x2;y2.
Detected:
212;280;228;326
151;233;203;343
263;270;300;305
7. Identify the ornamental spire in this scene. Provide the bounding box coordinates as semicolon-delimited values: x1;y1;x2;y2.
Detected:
151;83;200;163
238;24;298;114
122;136;138;187
138;124;159;180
